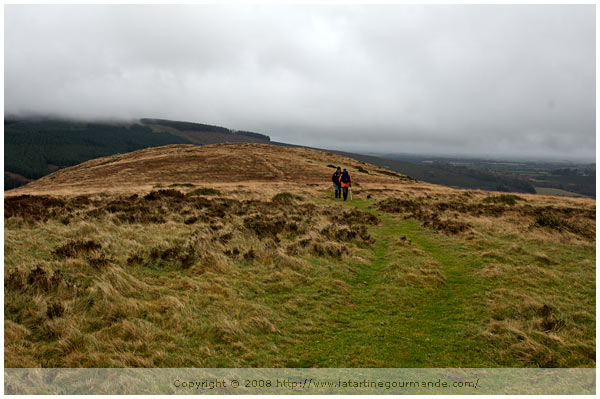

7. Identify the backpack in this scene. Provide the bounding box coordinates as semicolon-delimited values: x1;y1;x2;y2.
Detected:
332;171;340;183
340;172;350;183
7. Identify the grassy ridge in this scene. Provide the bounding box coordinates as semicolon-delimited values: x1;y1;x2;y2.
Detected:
4;186;595;367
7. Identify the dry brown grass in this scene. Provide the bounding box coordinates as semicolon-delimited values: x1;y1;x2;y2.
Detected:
375;185;595;244
481;288;595;367
4;186;379;367
6;143;416;197
4;143;595;368
371;183;595;368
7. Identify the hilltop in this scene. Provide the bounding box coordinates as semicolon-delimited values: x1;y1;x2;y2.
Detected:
7;143;413;196
4;143;595;369
4;118;272;190
7;117;589;197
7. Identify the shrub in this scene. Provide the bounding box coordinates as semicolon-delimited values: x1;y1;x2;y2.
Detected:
5;269;24;292
184;216;198;225
88;254;110;270
534;213;567;230
28;267;50;290
483;194;524;206
244;215;287;239
46;302;64;319
144;189;184;200
148;245;198;270
126;254;144;265
272;192;302;203
53;240;102;258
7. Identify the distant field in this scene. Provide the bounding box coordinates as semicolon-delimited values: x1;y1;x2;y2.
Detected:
513;171;548;177
534;186;588;198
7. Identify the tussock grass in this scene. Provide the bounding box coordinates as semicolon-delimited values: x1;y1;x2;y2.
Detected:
271;192;303;203
482;289;595;367
4;188;371;367
482;194;524;205
4;180;595;368
187;187;221;196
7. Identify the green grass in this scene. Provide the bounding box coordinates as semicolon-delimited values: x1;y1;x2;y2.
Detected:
4;192;595;367
282;199;495;367
278;196;594;367
534;186;588;198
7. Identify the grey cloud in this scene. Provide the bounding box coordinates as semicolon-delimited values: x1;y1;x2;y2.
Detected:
4;4;595;160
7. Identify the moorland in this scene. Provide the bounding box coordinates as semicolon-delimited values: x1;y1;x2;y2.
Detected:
4;143;595;367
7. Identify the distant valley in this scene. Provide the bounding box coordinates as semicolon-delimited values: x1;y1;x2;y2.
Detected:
4;118;595;198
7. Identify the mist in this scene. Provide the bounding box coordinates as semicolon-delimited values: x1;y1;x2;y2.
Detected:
4;5;596;161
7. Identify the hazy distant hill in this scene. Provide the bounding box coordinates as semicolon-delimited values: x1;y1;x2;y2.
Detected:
3;117;592;197
324;151;539;195
140;118;271;145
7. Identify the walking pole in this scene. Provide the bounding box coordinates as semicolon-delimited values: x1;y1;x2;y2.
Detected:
350;187;353;201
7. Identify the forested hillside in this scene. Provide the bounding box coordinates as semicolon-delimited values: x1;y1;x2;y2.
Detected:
141;118;271;142
5;118;276;190
4;118;593;198
4;120;192;189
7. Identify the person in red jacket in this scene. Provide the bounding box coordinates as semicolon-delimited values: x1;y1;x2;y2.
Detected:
338;169;352;201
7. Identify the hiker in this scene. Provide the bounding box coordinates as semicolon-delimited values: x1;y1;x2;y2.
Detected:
332;167;342;198
339;168;352;201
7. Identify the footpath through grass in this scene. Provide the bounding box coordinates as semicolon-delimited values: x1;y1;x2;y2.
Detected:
5;190;593;367
285;198;496;367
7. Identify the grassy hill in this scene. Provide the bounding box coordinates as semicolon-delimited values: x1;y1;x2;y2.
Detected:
4;118;273;191
9;143;412;195
4;144;595;367
4;119;191;185
5;118;547;196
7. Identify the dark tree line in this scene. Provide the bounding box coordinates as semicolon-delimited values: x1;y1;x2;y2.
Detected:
141;118;271;141
5;120;191;189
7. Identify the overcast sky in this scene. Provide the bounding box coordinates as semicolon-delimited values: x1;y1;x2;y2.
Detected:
4;5;596;160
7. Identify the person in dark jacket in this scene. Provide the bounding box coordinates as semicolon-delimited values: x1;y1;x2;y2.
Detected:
332;167;342;198
339;169;352;201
